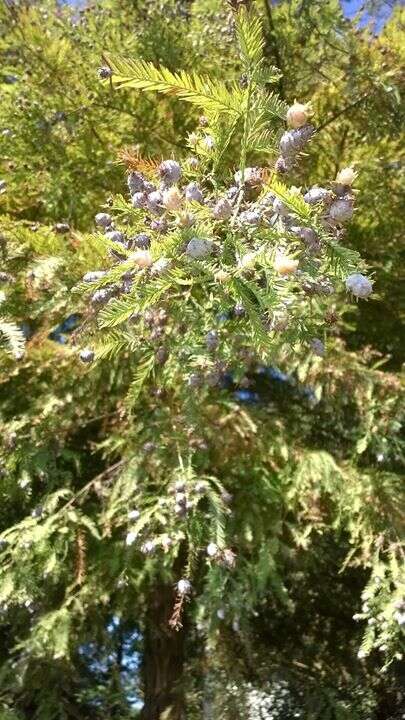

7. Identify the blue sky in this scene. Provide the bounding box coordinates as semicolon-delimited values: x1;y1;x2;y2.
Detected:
341;0;395;30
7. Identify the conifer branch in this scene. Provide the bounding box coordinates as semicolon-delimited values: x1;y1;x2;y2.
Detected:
103;54;244;117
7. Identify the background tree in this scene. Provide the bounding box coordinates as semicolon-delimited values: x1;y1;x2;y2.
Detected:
0;2;403;719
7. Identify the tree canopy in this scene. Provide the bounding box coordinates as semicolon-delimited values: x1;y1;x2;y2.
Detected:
0;1;403;719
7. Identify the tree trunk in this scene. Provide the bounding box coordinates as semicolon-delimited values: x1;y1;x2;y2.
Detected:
140;583;187;720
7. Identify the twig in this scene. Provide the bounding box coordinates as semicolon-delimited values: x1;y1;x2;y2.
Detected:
169;592;186;631
54;458;127;518
75;528;87;585
316;93;370;133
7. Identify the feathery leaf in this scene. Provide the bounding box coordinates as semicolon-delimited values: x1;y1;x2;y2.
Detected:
104;54;244;117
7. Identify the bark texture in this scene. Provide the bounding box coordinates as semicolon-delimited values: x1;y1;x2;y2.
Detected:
140;583;186;720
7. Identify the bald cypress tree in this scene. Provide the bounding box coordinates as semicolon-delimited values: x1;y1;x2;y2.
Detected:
0;2;403;719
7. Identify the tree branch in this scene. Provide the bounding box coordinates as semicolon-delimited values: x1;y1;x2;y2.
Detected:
316;93;370;133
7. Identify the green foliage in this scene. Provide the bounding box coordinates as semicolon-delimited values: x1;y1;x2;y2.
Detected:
105;54;244;117
263;0;404;365
0;1;403;719
0;319;25;359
